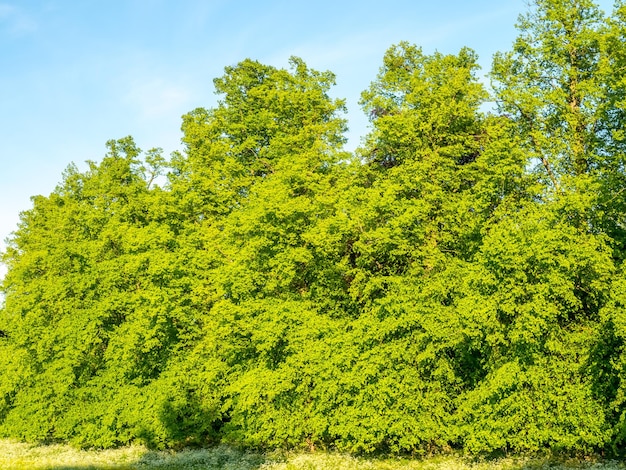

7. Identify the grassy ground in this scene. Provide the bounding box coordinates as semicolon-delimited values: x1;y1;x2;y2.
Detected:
0;439;624;470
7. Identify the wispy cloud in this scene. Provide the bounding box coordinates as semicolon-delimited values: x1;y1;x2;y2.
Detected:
0;3;37;36
124;77;191;120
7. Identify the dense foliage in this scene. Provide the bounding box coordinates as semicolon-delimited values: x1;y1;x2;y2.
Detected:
3;0;626;456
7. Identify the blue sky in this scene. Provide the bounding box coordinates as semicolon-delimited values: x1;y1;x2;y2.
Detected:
0;0;615;272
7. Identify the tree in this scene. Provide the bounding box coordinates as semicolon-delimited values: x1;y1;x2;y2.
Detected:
169;57;353;449
457;0;623;452
302;44;531;453
456;202;614;453
171;57;347;223
0;138;203;447
491;0;607;188
490;0;626;254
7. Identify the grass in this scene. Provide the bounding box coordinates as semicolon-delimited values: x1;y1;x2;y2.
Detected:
0;439;625;470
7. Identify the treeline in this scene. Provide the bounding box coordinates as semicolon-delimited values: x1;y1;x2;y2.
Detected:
3;0;626;456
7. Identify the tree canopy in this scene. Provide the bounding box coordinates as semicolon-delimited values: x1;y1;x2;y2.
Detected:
3;0;626;457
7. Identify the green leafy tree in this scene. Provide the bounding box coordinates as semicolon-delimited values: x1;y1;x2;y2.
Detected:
457;0;623;453
0;138;205;447
303;44;531;453
456;202;614;453
170;57;352;450
490;0;626;252
491;0;607;186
